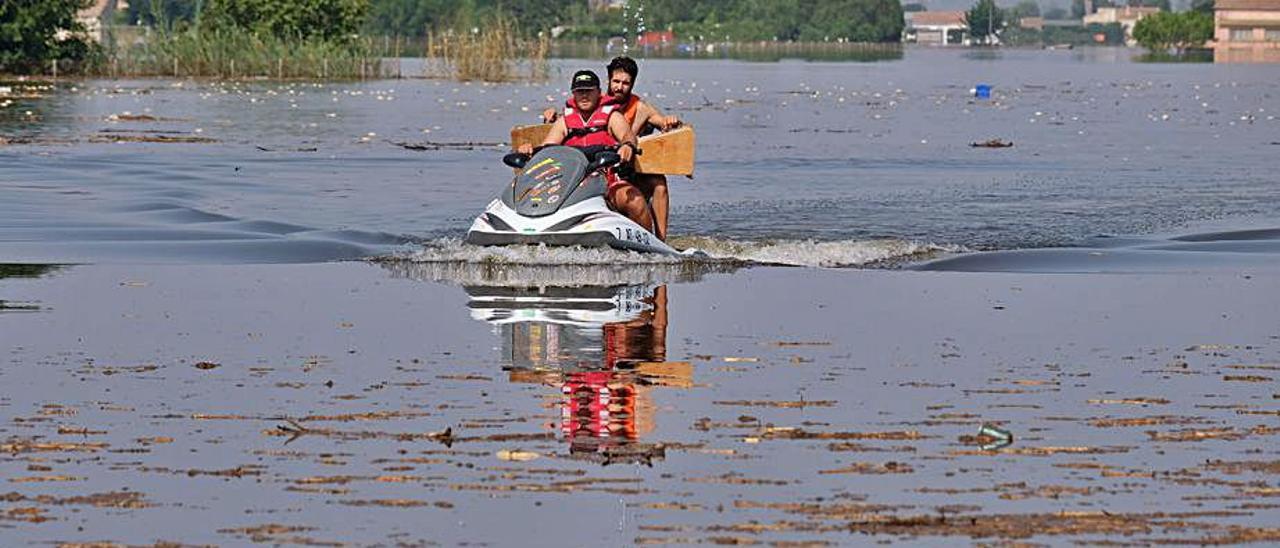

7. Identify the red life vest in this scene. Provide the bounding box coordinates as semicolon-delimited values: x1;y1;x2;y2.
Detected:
562;97;620;148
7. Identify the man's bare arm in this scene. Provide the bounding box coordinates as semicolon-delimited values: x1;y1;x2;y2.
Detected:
636;100;680;133
540;118;568;146
608;111;637;163
517;118;567;155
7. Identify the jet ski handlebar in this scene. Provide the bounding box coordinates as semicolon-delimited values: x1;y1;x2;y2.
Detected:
502;144;639;170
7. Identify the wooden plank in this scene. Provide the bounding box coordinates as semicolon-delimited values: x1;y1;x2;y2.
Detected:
510;123;552;150
508;123;696;177
634;361;694;388
635;125;695;176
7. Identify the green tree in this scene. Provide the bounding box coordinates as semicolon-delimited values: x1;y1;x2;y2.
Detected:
359;0;906;43
126;0;200;29
364;0;455;36
966;0;1004;43
200;0;369;41
363;0;584;37
1044;6;1068;19
1132;11;1212;53
0;0;95;74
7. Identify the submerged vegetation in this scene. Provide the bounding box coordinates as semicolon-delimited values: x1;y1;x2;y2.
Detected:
425;17;550;82
8;0;911;80
1002;22;1127;47
108;27;384;79
107;0;383;78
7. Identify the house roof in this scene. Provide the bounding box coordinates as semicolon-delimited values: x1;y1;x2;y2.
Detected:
1216;0;1280;9
909;11;968;27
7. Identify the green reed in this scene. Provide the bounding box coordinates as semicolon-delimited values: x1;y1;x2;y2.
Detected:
425;17;549;83
99;26;383;79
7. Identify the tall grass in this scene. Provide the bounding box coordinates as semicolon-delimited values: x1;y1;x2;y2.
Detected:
425;17;549;83
101;26;383;79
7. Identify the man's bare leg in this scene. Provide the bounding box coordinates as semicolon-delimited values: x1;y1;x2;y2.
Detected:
634;174;669;241
607;183;654;233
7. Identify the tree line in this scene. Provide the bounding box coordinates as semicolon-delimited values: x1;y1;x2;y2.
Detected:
963;0;1214;51
127;0;905;43
2;0;380;76
1;0;95;73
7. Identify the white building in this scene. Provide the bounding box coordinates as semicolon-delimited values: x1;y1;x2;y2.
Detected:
905;11;969;45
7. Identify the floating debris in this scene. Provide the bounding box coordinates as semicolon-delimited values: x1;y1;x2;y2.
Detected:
714;400;836;408
972;423;1014;451
256;145;319;152
819;461;914;475
496;449;540;462
0;300;40;311
90;133;218;144
769;341;832;347
390;140;504;151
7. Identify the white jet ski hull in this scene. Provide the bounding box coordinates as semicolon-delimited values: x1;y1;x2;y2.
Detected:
465;196;679;255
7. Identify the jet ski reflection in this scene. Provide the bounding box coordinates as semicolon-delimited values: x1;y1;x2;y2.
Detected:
467;284;688;465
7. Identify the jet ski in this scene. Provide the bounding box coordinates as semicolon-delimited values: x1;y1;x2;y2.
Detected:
466;284;653;328
464;145;680;255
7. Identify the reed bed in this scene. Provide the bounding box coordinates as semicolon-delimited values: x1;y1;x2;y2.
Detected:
425;18;550;83
100;27;384;79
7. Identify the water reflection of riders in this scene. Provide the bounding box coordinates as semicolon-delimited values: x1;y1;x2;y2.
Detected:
603;284;667;369
561;286;668;454
516;70;653;235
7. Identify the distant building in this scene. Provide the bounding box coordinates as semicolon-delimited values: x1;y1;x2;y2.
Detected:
905;11;969;45
1213;0;1280;62
1019;16;1046;30
1083;6;1160;45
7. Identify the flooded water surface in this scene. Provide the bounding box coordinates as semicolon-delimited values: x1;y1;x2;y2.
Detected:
3;49;1280;265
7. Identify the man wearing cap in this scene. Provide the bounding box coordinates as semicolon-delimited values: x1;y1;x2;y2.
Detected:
517;70;653;235
544;57;680;241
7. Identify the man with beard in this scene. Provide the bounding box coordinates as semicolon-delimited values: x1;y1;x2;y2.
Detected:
544;57;680;241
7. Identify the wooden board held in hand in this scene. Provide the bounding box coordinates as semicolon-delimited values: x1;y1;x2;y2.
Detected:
510;123;552;151
635;126;695;176
508;124;696;176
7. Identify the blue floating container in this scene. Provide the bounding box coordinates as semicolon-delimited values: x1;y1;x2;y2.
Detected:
974;84;992;99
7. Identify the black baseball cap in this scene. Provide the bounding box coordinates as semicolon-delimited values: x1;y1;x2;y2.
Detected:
570;70;600;91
